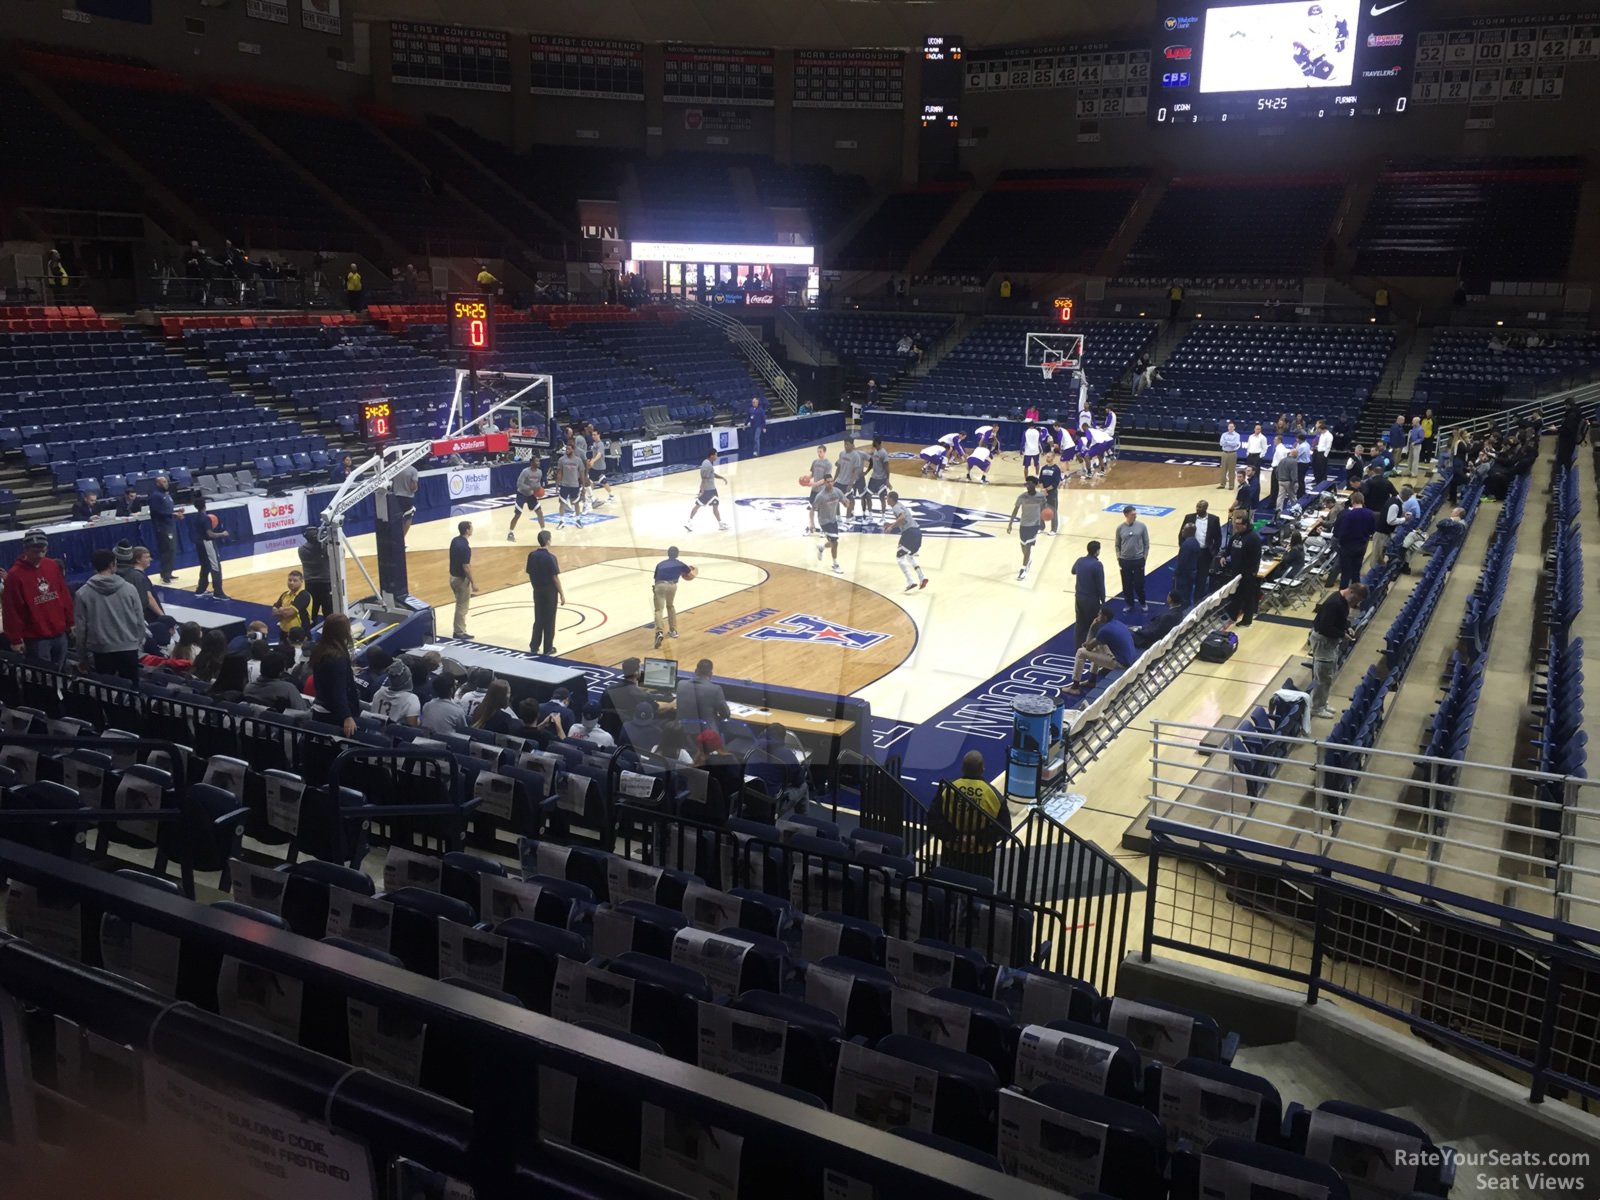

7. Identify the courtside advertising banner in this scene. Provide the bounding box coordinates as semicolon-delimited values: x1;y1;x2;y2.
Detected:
447;467;492;499
632;439;665;467
248;489;308;537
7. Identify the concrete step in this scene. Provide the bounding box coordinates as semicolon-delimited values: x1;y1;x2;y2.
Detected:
1231;1041;1379;1111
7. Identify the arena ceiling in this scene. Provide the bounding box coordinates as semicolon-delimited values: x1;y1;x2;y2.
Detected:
349;0;1156;48
348;0;1517;50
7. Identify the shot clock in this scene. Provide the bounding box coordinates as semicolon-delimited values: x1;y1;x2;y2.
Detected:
360;399;394;442
446;294;496;353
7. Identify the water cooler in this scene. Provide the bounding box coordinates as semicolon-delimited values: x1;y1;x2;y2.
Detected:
1004;693;1066;800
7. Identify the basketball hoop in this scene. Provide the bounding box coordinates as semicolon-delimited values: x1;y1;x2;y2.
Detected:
1041;350;1064;382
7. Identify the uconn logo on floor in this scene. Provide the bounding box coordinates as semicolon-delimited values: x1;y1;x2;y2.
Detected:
734;496;1010;539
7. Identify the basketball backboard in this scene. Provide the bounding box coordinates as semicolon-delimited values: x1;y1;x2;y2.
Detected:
1023;331;1084;370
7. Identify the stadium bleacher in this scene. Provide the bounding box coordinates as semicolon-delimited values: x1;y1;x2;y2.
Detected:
1414;329;1600;425
0;310;330;499
750;161;871;242
800;311;956;387
0;652;1471;1199
179;319;455;443
233;95;504;257
46;72;364;254
428;120;622;237
833;189;965;272
933;171;1147;275
1354;158;1583;281
0;74;142;215
1122;176;1344;279
569;309;773;414
632;156;773;243
898;318;1156;420
393;306;711;437
379;118;572;252
1128;322;1395;440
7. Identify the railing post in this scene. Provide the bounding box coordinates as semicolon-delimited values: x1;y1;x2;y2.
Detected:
1141;843;1160;962
1306;885;1328;1007
1149;721;1162;820
1529;957;1567;1104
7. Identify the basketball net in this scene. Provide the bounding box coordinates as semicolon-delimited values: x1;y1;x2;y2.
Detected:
1041;351;1064;382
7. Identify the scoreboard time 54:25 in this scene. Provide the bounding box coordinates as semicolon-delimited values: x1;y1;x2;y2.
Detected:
447;295;496;352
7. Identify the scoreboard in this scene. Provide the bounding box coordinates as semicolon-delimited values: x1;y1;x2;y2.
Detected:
529;35;645;100
793;49;904;109
360;400;394;443
964;40;1151;119
390;22;511;92
1411;18;1595;106
447;295;495;353
1149;0;1417;127
663;44;776;105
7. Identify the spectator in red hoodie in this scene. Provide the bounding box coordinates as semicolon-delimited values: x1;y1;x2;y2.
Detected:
3;528;74;669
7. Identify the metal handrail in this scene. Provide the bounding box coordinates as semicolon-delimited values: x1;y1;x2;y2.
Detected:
1143;819;1600;1103
671;299;799;414
1146;719;1600;920
1436;378;1600;454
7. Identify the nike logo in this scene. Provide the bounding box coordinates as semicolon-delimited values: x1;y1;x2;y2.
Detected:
1369;0;1407;13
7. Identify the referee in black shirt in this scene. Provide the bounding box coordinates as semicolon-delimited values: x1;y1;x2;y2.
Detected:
526;529;564;655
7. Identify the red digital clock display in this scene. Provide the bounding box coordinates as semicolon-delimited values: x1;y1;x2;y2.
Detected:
447;294;496;353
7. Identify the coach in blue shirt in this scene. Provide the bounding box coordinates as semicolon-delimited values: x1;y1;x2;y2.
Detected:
652;546;695;649
1070;540;1106;649
1066;606;1136;696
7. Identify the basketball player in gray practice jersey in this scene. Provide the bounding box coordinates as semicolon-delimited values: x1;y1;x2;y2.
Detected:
867;438;893;513
567;428;587;506
833;438;864;519
805;445;831;535
685;450;730;531
1006;476;1047;581
884;490;927;591
556;445;585;528
508;460;545;539
811;474;846;574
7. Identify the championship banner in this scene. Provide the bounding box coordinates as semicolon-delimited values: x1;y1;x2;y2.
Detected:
530;34;644;99
447;466;492;499
663;44;776;105
301;0;339;35
391;22;511;91
247;489;308;537
247;0;289;24
793;48;904;109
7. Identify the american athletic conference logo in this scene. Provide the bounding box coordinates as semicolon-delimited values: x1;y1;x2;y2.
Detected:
744;614;890;650
733;496;1010;539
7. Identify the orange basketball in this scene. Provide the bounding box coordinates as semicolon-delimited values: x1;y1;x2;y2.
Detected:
799;474;813;487
208;513;220;529
1041;507;1055;523
534;487;546;499
683;566;698;580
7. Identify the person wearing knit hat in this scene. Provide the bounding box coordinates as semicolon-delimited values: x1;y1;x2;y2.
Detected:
368;658;420;726
3;528;74;668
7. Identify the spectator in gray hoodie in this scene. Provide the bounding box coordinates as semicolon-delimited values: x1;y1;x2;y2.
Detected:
75;547;147;685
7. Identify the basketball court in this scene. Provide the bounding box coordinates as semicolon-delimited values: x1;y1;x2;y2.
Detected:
206;434;1311;856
